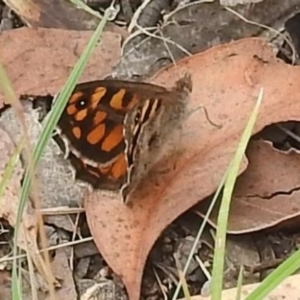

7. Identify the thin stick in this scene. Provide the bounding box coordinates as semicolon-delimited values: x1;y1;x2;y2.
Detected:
225;7;296;64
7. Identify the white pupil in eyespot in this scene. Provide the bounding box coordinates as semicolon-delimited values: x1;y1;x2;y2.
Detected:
79;100;86;107
135;112;140;123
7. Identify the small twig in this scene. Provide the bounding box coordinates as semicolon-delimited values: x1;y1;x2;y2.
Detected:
225;6;296;64
154;262;179;285
276;124;300;144
164;0;214;21
244;257;286;273
122;22;192;57
69;211;81;271
195;255;212;281
0;237;93;263
39;206;85;216
123;0;194;59
158;29;178;65
174;253;191;299
153;267;168;300
128;0;154;32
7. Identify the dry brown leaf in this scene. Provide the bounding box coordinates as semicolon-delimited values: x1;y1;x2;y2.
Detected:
85;38;300;300
183;273;300;299
198;139;300;234
3;0;124;33
0;27;121;108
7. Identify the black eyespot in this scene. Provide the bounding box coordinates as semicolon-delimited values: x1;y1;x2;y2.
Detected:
134;110;141;124
76;98;88;109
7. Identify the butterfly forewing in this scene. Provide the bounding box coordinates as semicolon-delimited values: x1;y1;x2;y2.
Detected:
54;75;192;201
57;80;165;167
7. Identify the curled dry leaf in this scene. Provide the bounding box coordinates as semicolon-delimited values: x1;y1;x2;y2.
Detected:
85;38;300;300
199;139;300;234
2;0;124;33
0;27;121;108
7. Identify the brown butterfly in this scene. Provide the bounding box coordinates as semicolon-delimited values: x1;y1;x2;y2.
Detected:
54;74;192;203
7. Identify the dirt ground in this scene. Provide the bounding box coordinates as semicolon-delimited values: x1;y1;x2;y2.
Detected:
1;1;300;299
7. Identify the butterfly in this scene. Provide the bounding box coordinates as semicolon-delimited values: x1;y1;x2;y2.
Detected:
54;74;192;203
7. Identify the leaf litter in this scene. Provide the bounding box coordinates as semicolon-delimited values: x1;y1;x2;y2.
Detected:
2;0;124;32
0;18;124;299
0;127;31;252
85;37;300;300
197;138;300;234
2;2;300;299
0;127;62;297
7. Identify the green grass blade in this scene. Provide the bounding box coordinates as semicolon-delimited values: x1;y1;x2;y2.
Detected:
211;88;263;300
235;265;244;300
17;0;113;238
246;248;300;300
0;63;18;101
174;254;191;300
0;62;25;300
10;6;115;300
171;169;229;300
0;137;25;201
69;0;102;18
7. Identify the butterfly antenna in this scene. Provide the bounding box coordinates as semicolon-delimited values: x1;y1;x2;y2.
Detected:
201;105;222;129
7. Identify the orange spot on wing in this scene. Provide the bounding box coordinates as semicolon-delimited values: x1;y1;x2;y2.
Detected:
69;91;84;104
87;123;105;145
79;154;126;184
91;87;106;109
72;127;81;139
66;104;77;115
102;124;123;151
110;89;126;110
93;111;107;125
75;109;88;121
110;154;127;179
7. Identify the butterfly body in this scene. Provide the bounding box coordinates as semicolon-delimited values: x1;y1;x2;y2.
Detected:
55;74;192;202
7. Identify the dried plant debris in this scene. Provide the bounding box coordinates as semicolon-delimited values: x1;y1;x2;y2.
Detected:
220;0;264;5
0;101;88;232
86;38;300;299
2;0;119;31
116;0;300;79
